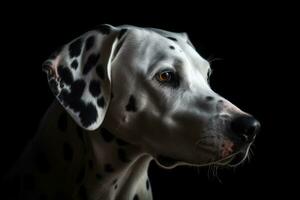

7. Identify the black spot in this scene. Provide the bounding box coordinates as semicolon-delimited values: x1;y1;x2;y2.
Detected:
118;148;130;162
58;65;74;85
63;142;73;161
76;166;85;184
58;112;68;132
79;103;98;128
68;80;86;107
146;179;150;190
116;138;129;146
48;79;59;96
96;173;102;180
69;38;83;58
169;45;175;50
71;59;79;70
118;29;128;39
112;179;118;189
85;35;95;51
78;185;88;200
104;164;114;173
206;96;214;101
89;80;101;97
126;95;137;112
83;53;100;75
100;128;114;142
133;194;139;200
166;37;177;41
88;160;93;169
58;80;98;127
96;64;105;80
58;79;99;128
35;151;51;173
97;97;105;108
95;24;112;34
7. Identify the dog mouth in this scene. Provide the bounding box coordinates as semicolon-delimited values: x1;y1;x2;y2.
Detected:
155;152;247;169
216;145;251;167
156;152;247;169
155;143;251;168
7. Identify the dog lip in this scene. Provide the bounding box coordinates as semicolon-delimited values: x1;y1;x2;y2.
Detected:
216;144;249;166
215;153;237;165
216;145;249;166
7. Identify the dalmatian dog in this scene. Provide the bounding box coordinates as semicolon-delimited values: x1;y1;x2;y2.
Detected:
4;24;260;200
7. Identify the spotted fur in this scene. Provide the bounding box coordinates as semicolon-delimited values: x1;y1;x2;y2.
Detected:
4;24;260;200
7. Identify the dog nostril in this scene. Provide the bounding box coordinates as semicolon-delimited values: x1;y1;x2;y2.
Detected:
206;96;214;101
217;100;223;103
231;115;261;142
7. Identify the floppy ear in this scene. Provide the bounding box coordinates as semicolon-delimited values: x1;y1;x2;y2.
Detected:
42;24;123;130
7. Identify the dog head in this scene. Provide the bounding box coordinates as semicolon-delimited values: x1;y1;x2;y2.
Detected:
43;24;260;169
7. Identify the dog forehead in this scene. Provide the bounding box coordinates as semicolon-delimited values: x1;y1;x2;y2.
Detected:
115;25;210;77
146;28;210;75
117;25;189;50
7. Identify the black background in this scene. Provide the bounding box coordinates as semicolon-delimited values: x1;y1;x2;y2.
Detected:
1;1;296;199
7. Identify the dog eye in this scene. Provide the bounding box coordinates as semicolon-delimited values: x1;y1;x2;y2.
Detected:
157;71;174;82
155;70;180;88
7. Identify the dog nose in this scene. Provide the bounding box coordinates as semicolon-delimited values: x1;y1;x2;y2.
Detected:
231;115;260;142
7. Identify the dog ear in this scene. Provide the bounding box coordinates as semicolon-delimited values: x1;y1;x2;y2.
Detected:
42;24;123;130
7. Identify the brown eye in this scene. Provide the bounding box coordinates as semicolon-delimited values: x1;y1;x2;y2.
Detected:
157;71;173;82
155;69;180;88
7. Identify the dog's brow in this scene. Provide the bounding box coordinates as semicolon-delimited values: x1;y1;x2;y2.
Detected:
147;53;168;74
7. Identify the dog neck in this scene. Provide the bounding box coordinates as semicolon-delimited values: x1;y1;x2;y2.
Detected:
85;127;153;200
33;101;153;199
